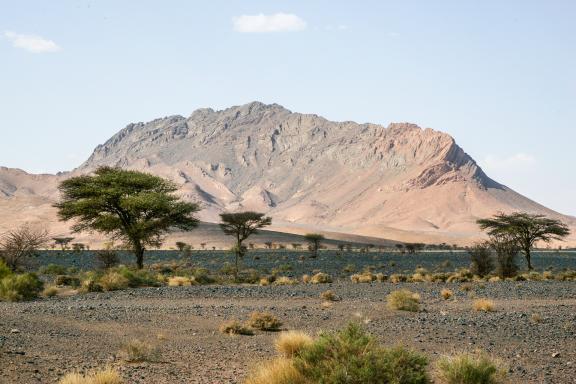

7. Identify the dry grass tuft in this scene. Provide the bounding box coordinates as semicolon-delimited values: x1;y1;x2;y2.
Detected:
440;288;453;300
389;274;407;283
301;274;311;283
320;290;337;302
219;320;254;335
350;272;375;283
42;285;59;297
248;312;283;331
310;272;332;284
59;367;122;384
119;339;160;362
436;352;506;384
274;331;313;357
167;276;194;286
99;272;129;291
274;276;297;286
531;313;543;323
244;358;307;384
387;289;420;312
473;299;495;312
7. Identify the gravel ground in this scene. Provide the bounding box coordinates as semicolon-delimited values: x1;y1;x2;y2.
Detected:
1;281;575;384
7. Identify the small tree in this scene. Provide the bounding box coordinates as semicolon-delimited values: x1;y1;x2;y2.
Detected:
219;212;272;277
53;237;74;251
478;212;570;270
490;234;519;278
292;243;302;250
304;233;324;258
0;225;49;271
264;241;273;249
395;244;405;253
468;242;494;277
54;167;200;269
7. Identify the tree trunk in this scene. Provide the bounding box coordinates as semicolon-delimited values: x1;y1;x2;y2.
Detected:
134;243;145;269
525;247;532;270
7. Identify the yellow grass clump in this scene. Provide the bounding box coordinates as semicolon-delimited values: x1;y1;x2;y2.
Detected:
274;331;313;357
42;285;59;297
167;276;194;286
59;367;122;384
440;288;453;300
387;289;420;312
473;299;495;312
119;339;160;362
244;358;307;384
350;272;375;283
310;272;332;284
99;272;129;291
259;277;271;286
320;290;337;302
301;274;311;283
248;312;283;331
219;320;254;336
436;352;506;384
274;276;297;286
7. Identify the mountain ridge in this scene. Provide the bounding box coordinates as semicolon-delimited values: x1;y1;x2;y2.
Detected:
1;101;574;247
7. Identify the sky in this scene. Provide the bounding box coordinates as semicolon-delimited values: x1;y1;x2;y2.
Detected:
0;0;575;215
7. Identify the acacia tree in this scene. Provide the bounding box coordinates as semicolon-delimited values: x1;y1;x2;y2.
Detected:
477;212;570;270
219;211;272;277
54;167;200;269
53;237;74;251
304;233;324;258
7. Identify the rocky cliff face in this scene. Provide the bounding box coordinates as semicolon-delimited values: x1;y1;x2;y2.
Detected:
1;102;574;245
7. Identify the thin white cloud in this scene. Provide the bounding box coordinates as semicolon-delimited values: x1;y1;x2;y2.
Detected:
482;153;536;171
4;31;61;53
233;13;306;33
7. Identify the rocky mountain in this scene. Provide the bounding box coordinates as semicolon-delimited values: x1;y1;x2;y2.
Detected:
1;102;574;247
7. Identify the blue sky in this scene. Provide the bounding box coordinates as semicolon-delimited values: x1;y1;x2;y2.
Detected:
1;1;575;215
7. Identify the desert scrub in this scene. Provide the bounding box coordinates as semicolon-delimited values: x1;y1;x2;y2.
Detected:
389;273;407;283
440;288;454;300
294;323;429;384
99;272;130;291
248;312;283;331
54;275;81;287
39;263;69;275
387;289;421;312
59;367;122;384
320;290;337;302
436;352;506;384
119;339;160;362
219;320;254;336
310;272;332;284
301;274;311;283
275;331;314;357
350;272;375;283
244;358;306;384
167;276;195;286
42;285;59;297
473;299;495;312
0;272;43;302
274;276;297;285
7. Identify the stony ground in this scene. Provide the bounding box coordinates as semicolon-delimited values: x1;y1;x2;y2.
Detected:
1;281;575;384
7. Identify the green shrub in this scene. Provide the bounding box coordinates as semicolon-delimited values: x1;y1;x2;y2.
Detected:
0;273;43;302
294;323;428;384
0;260;12;279
39;264;68;275
387;289;421;312
436;352;506;384
54;275;81;287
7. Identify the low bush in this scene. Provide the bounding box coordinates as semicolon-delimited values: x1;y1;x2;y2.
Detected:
274;276;297;285
99;272;130;291
436;352;506;384
0;260;12;279
468;243;494;277
55;275;81;287
167;276;194;286
320;290;337;302
294;323;428;384
275;331;314;358
387;289;420;312
248;312;282;331
95;249;120;270
219;320;254;336
310;272;332;284
39;264;68;275
350;272;375;283
0;273;43;302
440;288;453;300
80;278;103;293
389;274;407;283
59;367;123;384
119;339;160;362
42;285;59;297
245;358;306;384
473;299;495;312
